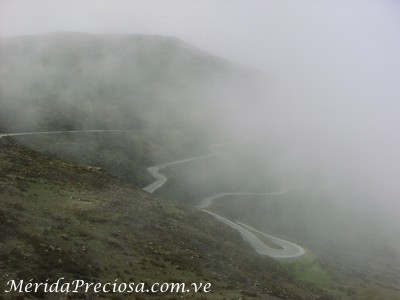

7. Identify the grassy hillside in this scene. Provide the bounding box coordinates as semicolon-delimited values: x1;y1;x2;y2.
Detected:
1;134;398;300
0;136;336;299
12;130;208;188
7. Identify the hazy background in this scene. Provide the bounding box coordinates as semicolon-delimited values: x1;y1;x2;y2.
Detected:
1;0;400;254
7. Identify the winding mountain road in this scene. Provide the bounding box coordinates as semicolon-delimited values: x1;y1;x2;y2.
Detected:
197;192;305;258
143;143;306;259
0;131;305;258
143;142;248;193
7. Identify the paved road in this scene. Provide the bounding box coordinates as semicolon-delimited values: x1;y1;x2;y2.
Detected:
197;191;305;258
143;154;218;193
1;131;305;258
142;142;246;193
143;143;306;259
0;129;138;139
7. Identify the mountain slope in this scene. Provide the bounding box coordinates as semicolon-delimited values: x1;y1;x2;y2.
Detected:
0;136;334;299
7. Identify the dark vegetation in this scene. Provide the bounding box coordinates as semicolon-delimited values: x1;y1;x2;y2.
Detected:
0;136;335;299
14;130;209;188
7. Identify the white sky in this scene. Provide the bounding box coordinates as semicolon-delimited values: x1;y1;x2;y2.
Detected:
0;0;398;70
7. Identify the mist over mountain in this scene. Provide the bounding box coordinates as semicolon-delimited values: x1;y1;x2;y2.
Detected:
1;29;400;299
0;32;259;136
1;32;399;261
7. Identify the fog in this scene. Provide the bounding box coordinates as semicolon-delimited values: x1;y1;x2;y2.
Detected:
1;0;400;270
